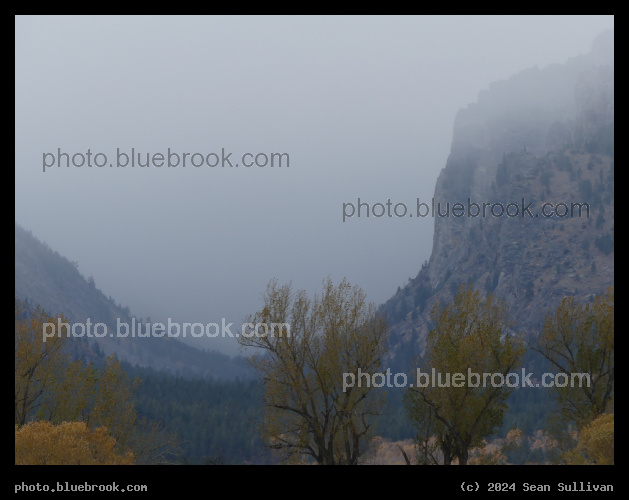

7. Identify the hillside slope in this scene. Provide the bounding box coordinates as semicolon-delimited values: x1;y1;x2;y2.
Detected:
15;223;250;380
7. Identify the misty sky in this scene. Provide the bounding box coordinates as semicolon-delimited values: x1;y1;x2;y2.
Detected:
15;15;613;355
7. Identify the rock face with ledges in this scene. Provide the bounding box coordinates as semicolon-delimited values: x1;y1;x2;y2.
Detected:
382;30;614;371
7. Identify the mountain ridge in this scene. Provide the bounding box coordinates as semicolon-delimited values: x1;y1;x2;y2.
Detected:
15;222;250;380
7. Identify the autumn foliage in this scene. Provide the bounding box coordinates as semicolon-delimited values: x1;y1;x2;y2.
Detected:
404;284;525;465
565;412;614;465
15;421;134;465
238;278;389;465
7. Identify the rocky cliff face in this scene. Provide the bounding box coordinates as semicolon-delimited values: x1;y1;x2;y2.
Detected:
382;30;614;370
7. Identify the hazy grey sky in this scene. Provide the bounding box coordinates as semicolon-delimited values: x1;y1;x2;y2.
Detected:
15;15;613;355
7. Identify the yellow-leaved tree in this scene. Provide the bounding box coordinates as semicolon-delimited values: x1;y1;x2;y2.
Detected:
404;284;526;465
15;303;76;427
15;299;178;464
565;412;614;465
238;278;389;465
15;421;135;465
532;286;614;463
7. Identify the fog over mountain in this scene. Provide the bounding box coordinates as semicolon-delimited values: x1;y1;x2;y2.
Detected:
381;29;613;371
15;15;613;355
